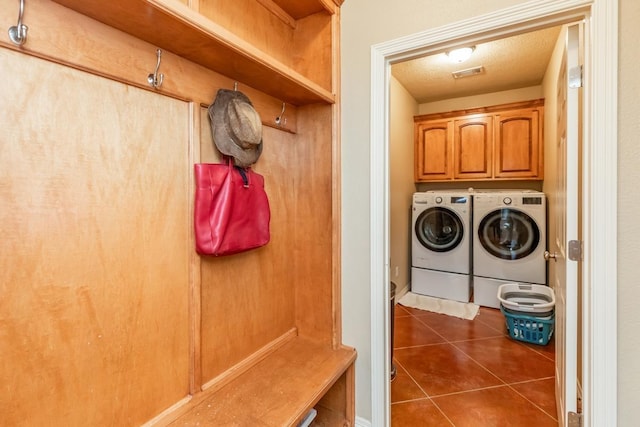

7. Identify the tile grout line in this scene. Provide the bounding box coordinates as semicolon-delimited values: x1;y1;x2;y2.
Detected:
397;309;512;421
392;358;431;402
449;336;556;385
427;382;525;399
405;309;450;342
448;340;511;386
441;335;558;421
513;340;556;362
393;358;456;426
446;336;558;418
409;310;508;343
508;382;559;422
394;340;509;426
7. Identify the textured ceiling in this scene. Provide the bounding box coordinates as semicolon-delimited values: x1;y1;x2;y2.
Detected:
391;26;562;103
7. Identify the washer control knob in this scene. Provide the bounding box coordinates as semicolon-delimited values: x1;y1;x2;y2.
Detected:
503;197;512;205
435;196;443;204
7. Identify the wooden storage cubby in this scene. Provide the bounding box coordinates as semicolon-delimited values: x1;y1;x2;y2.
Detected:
2;0;353;425
52;0;337;105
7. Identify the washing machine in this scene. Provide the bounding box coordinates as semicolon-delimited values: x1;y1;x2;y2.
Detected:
411;191;472;302
472;190;547;308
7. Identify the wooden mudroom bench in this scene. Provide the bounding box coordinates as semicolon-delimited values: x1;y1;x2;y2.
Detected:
161;335;356;426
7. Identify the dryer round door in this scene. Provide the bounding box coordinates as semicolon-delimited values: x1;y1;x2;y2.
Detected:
415;207;464;252
477;208;540;260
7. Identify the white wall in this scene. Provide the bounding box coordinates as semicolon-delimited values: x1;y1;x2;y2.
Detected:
341;0;640;423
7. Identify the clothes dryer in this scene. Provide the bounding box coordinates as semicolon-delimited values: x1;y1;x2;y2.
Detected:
472;191;547;308
411;191;472;302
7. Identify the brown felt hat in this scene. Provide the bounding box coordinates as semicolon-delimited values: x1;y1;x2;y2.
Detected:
208;89;263;167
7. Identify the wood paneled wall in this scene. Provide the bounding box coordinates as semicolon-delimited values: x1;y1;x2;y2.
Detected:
293;104;335;344
0;48;191;426
199;112;299;384
0;0;339;424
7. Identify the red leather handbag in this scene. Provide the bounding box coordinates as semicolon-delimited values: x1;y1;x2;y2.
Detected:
194;159;270;256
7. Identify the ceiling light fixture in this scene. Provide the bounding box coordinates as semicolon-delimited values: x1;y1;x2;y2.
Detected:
446;46;476;63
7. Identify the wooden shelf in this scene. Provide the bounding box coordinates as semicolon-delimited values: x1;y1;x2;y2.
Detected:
51;0;336;106
268;0;331;19
167;336;356;426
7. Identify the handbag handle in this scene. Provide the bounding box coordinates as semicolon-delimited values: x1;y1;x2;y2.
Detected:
227;157;250;188
235;166;249;188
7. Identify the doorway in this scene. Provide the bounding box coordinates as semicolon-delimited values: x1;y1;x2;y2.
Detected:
388;22;565;426
368;1;618;426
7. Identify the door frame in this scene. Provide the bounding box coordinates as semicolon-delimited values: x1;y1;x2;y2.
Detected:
369;1;617;426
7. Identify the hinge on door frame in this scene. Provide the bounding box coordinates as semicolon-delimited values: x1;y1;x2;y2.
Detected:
569;65;583;88
568;240;583;261
568;411;582;427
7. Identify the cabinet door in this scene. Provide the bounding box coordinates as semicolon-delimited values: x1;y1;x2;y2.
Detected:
454;115;493;179
414;120;453;181
494;107;543;179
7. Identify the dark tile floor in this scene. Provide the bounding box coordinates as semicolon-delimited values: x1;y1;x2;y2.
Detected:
391;302;558;426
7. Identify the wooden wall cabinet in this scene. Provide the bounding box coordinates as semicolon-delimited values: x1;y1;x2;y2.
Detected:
414;99;544;182
414;119;453;180
454;114;493;180
494;107;542;179
1;0;354;425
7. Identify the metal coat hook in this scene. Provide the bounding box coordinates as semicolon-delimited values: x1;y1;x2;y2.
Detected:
275;103;286;126
8;0;28;46
147;49;164;89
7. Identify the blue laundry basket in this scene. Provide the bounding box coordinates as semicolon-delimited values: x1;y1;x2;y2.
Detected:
500;306;554;346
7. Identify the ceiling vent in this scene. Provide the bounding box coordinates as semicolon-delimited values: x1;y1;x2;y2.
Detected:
452;66;485;79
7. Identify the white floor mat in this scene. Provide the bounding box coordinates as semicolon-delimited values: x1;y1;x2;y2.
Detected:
398;292;479;320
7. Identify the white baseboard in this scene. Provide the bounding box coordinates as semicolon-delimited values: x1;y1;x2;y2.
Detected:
395;282;410;302
355;416;372;427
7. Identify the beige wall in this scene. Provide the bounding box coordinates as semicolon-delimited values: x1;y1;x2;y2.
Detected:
541;26;565;259
341;0;639;423
389;76;418;295
418;85;543;115
617;0;640;423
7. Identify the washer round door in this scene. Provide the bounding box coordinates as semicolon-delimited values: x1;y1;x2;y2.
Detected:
414;207;464;252
477;208;540;260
